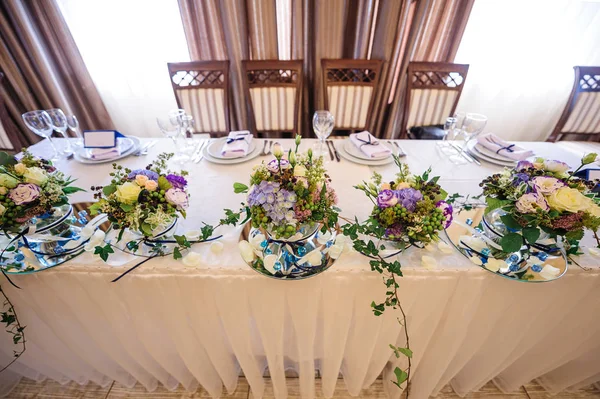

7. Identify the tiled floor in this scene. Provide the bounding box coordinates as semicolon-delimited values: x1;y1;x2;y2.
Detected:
7;377;600;398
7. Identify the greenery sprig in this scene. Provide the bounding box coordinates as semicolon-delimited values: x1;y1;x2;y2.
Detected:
0;284;25;373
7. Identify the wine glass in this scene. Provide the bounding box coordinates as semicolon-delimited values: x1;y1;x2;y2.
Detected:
157;116;187;161
312;110;334;159
46;108;73;155
461;113;487;144
168;109;186;125
66;115;83;146
22;110;60;161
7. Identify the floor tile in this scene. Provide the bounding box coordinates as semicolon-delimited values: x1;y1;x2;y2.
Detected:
9;377;111;399
523;381;600;398
106;378;249;399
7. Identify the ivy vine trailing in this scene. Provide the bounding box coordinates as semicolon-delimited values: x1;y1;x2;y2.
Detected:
0;285;25;373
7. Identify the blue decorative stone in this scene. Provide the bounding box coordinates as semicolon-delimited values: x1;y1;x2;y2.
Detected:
466;218;473;226
507;253;520;265
509;263;520;272
264;247;272;255
274;261;282;271
17;242;25;248
325;241;333;248
474;227;483;233
30;217;38;225
78;210;88;218
297;246;307;256
531;264;542;272
480;248;491;257
14;254;24;262
536;252;549;261
481;257;488;264
507;227;519;233
260;240;268;249
54;246;65;255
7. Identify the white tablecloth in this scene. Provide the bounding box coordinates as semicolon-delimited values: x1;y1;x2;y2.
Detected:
1;139;599;399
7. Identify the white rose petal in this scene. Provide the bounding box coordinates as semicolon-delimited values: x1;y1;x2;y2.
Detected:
469;256;483;266
263;254;278;274
182;251;202;267
328;244;344;259
299;248;323;266
539;265;561;280
437;241;454;254
459;236;487;252
588;247;600;257
210;241;224;254
316;231;332;245
184;230;201;241
80;225;95;239
84;230;106;252
239;240;255;263
250;233;266;250
425;243;436;252
485;258;505;272
421;255;438;270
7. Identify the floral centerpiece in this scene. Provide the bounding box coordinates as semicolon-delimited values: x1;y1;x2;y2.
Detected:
0;151;83;232
234;136;339;239
90;153;189;239
480;153;600;254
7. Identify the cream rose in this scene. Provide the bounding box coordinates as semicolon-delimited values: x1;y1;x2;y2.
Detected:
14;163;27;175
23;167;48;186
293;165;307;177
115;182;142;204
135;174;149;186
396;182;411;189
0;187;7;195
546;187;592;213
380;183;391;190
145;180;158;191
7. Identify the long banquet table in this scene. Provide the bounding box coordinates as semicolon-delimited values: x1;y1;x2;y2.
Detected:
1;138;600;399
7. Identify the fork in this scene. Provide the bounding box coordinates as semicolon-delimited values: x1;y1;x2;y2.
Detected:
134;140;157;156
262;140;273;156
387;141;407;157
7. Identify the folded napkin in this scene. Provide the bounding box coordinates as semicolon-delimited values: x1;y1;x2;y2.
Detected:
88;147;120;160
476;133;534;161
221;130;253;158
350;131;392;158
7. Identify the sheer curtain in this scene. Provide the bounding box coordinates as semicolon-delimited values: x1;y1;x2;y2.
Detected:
57;0;190;137
455;0;600;142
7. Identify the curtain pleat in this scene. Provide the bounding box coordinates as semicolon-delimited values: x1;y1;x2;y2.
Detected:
247;0;279;60
0;0;113;148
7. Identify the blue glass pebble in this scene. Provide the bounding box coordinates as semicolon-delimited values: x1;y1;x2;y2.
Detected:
274;261;282;271
264;248;272;255
507;254;520;265
325;241;333;248
481;248;491;257
509;263;520;272
78;217;87;225
466;218;473;226
531;264;542;273
297;246;307;256
17;242;25;248
260;240;268;249
30;217;38;225
536;252;548;261
481;257;488;264
474;227;483;233
14;254;24;262
78;210;88;218
507;227;519;233
54;246;65;255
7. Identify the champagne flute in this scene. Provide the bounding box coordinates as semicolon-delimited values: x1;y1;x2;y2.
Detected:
46;108;73;155
22;110;60;161
66;115;83;146
312;110;334;159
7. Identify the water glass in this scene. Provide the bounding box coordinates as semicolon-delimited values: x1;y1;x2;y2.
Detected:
46;108;73;155
66;115;84;146
312;110;334;159
462;113;487;143
22;110;60;161
157;116;188;161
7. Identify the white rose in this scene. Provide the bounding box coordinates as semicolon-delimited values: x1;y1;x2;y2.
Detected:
14;163;27;175
182;251;202;267
316;231;332;245
293;165;307;177
328;244;344;259
84;230;106;252
135;175;149;186
299;248;323;266
239;240;255;263
23;167;48;186
250;233;266;250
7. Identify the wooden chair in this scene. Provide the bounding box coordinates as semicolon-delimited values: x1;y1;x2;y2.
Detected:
402;62;469;139
547;66;600;142
242;60;303;137
167;61;230;135
0;73;19;152
321;59;384;133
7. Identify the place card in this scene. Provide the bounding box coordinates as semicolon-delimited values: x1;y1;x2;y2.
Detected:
575;168;600;181
83;130;125;148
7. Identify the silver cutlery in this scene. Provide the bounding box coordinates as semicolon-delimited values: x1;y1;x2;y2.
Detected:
328;140;341;162
325;140;335;161
387;141;406;157
263;140;273;156
261;140;269;156
450;142;480;165
134;140;157;156
193;140;210;163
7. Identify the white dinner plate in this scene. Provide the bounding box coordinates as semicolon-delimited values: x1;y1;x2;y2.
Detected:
470;140;524;162
73;136;141;164
207;137;257;159
338;139;394;166
202;139;262;164
343;139;393;161
466;141;517;167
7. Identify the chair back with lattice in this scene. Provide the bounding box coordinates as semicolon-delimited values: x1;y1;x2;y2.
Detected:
321;59;383;132
167;61;230;135
547;66;600;142
242;60;303;136
403;62;469;135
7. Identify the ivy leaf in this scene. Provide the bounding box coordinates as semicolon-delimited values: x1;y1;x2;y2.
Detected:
201;224;214;240
62;186;86;194
485;197;510;213
393;367;408;387
94;244;114;262
397;347;413;358
522;227;540;244
500;233;523;253
13;335;21;344
102;184;117;196
173;247;183;260
500;214;521;229
233;182;249;194
174;234;191;248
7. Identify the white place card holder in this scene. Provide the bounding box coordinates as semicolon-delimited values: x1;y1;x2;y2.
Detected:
584;169;600;181
83;130;125;148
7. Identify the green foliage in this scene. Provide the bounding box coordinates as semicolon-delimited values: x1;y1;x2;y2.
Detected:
500;233;524;253
157;176;172;191
522;227;540;244
0;285;26;368
103;184;117;196
94;244;114;262
233;182;249;194
393;367;409;388
173;247;183;260
500;214;521;229
0;152;17;167
62;186;86;194
485;197;510;213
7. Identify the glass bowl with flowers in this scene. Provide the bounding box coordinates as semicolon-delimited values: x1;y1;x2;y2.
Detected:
232;136;343;279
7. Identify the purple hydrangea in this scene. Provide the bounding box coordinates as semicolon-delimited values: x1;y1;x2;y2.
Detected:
247;181;298;224
436;200;453;228
377;189;398;208
127;169;158;181
396;188;423;212
166;174;187;189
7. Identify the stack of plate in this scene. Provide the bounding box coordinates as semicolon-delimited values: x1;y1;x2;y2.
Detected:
202;137;262;164
73;136;141;164
466;140;521;167
337;139;396;166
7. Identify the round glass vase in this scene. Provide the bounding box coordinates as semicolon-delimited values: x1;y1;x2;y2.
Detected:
112;217;179;257
482;208;550;244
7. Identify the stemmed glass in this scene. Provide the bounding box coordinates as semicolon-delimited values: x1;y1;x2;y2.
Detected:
461;113;488;145
22;110;61;161
156;116;186;161
168;109;195;153
46;108;73;155
312;110;334;159
66;115;84;146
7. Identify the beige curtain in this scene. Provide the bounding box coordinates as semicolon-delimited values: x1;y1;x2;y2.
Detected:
0;0;113;148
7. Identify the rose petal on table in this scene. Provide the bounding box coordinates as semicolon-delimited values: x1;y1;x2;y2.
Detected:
588;247;600;257
210;241;224;254
425;243;436;252
438;241;454;254
238;240;255;263
485;258;504;272
421;255;437;270
184;230;201;241
182;251;203;267
469;256;483;266
263;254;278;274
539;264;560;280
316;231;332;245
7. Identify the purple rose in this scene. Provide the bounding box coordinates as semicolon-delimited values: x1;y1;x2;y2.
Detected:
166;174;187;189
532;176;564;195
516;160;534;171
9;183;41;205
266;159;291;174
377;189;398;208
436;200;453;228
165;188;189;210
515;193;549;214
396;188;423;212
127;169;158;181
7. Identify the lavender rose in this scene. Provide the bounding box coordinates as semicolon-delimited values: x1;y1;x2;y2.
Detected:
166;174;187;189
127;169;159;181
266;159;291;174
9;183;41;205
436;200;453;228
532;176;564;195
377;189;398;208
515;193;549;214
165;188;189;209
396;188;423;212
543;160;570;174
516;160;534;171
